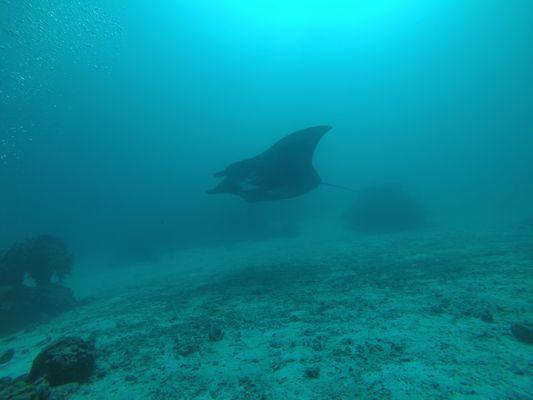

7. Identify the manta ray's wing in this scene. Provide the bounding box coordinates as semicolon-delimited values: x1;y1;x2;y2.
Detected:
259;125;332;169
250;125;332;190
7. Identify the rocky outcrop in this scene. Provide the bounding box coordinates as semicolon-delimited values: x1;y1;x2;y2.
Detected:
28;338;96;387
208;325;224;342
511;322;533;345
0;235;76;337
0;284;77;336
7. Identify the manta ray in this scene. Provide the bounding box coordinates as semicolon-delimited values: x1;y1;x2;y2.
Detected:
207;125;333;202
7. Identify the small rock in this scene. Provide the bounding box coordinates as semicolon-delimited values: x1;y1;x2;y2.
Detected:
480;310;493;323
28;337;96;386
0;348;14;365
304;367;319;379
511;322;533;345
341;338;354;346
208;325;224;342
124;374;137;382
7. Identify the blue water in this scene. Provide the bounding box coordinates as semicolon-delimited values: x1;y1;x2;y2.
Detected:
1;1;532;398
2;0;532;253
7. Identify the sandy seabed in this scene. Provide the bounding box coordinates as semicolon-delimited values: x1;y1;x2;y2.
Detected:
1;221;532;400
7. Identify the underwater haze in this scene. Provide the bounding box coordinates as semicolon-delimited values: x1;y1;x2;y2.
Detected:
1;1;532;399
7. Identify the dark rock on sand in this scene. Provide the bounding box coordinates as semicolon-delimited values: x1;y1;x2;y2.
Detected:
511;323;533;345
0;348;15;364
480;310;494;323
28;337;96;386
341;337;354;346
304;367;320;379
208;325;224;342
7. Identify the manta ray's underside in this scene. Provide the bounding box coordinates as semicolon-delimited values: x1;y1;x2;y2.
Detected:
207;125;332;202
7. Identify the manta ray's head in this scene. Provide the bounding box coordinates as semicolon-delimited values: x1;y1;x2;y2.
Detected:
206;173;263;200
206;178;239;196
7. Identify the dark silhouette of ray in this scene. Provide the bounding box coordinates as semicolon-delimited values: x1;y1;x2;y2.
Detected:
207;125;332;202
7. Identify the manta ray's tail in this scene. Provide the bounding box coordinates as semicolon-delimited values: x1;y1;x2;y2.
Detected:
321;182;356;192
